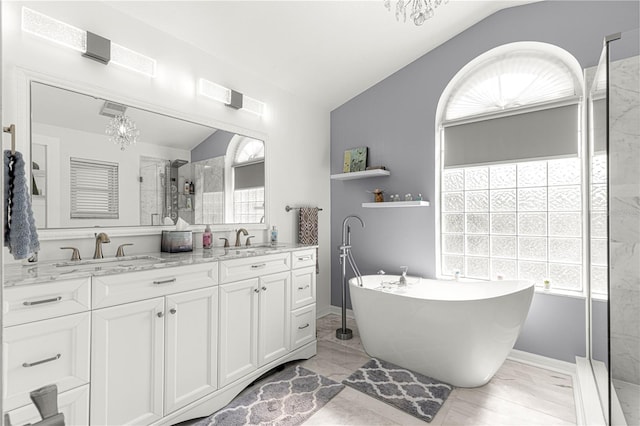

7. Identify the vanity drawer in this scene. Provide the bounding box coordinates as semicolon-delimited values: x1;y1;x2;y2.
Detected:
292;248;316;269
219;252;290;284
3;278;91;326
3;312;90;411
291;266;316;310
5;384;89;426
291;304;316;350
92;262;218;308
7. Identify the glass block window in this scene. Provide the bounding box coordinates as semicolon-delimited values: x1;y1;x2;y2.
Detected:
233;187;264;224
590;153;608;295
440;157;583;291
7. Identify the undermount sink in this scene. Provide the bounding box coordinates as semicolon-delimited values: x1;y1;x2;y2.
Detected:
54;255;166;272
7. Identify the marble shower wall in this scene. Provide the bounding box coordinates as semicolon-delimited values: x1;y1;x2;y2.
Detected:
609;55;640;385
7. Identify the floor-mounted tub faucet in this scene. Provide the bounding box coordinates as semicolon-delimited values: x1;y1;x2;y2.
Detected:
337;215;365;341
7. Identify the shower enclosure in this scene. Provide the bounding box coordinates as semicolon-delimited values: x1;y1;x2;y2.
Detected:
587;28;639;426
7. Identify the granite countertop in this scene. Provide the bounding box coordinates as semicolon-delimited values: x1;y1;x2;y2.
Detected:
4;243;316;287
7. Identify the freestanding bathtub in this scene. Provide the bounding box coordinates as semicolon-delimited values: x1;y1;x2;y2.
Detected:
349;275;534;387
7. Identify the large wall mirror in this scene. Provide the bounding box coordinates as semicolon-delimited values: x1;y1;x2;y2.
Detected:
30;81;266;229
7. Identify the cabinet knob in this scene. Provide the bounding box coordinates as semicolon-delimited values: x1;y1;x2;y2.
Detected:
157;312;164;318
254;288;260;293
170;308;177;315
261;286;267;291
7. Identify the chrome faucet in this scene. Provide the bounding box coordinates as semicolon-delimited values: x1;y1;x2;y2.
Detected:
93;232;111;259
235;228;249;247
399;266;408;287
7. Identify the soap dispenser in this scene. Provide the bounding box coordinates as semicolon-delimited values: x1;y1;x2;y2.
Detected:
270;225;278;246
203;225;212;249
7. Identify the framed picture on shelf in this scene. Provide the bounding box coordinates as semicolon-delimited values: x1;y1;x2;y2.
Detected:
343;146;368;172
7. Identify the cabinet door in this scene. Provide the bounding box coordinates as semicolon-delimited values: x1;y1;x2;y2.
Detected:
218;279;259;387
258;271;291;366
165;287;218;414
91;298;165;426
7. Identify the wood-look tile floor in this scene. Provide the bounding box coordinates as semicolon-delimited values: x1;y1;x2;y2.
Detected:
297;314;577;425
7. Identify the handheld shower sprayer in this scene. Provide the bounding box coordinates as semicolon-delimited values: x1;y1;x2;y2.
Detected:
337;215;365;340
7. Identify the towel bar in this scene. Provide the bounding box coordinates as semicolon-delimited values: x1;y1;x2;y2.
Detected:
285;205;323;212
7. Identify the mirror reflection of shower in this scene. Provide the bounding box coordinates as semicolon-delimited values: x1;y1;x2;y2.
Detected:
139;156;170;225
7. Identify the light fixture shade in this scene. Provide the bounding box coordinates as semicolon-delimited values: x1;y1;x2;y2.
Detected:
243;95;266;116
111;43;156;77
22;7;86;52
198;78;232;104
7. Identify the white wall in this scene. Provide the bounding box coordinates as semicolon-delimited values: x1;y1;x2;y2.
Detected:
2;1;332;314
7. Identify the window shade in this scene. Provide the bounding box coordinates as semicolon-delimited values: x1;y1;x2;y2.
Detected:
443;104;579;168
234;161;264;190
70;158;119;219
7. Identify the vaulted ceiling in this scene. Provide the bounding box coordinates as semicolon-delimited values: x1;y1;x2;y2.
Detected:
107;1;536;110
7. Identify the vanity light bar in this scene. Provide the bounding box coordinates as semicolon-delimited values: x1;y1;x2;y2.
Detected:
111;43;157;77
22;7;87;52
242;95;266;116
21;7;156;78
198;78;232;104
198;78;266;117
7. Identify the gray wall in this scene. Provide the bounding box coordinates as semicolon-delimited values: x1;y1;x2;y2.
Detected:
191;129;235;162
330;1;640;361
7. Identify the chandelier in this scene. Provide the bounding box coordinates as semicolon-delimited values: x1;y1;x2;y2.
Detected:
384;0;448;26
106;114;139;151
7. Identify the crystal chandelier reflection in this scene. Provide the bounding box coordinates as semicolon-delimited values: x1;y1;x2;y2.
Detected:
384;0;448;26
106;114;139;151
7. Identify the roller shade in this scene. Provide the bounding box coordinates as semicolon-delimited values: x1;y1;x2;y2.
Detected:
234;161;264;190
443;104;579;168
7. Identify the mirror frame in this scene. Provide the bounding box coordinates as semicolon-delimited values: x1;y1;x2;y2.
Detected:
17;68;269;240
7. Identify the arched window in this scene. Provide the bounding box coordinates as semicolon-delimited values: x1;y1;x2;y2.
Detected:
436;42;586;292
225;135;265;223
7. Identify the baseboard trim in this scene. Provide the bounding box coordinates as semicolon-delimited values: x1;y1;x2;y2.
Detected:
574;356;606;426
321;305;354;319
507;349;576;375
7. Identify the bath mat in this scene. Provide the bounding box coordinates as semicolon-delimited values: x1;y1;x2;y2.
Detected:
195;364;344;426
343;358;453;423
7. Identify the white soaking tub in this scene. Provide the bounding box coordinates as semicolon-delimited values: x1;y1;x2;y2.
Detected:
349;276;534;387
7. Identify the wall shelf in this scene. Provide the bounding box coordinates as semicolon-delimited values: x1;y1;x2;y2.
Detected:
330;169;390;180
362;201;430;208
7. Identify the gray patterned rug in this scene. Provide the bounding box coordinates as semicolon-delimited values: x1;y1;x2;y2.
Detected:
195;365;344;425
343;358;453;423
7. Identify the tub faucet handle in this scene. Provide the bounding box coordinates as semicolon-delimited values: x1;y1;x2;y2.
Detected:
399;266;408;286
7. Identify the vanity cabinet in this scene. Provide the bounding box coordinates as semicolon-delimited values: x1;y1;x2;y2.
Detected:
3;277;91;426
218;253;291;388
290;249;317;350
3;247;317;426
91;286;219;425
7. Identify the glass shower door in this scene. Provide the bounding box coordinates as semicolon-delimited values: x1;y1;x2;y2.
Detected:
608;28;640;426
